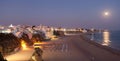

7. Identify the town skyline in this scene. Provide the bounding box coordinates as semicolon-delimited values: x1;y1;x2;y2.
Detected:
0;0;120;30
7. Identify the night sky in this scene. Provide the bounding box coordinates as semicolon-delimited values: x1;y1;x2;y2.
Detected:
0;0;120;30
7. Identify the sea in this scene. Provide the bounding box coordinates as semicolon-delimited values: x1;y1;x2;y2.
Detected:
89;30;120;51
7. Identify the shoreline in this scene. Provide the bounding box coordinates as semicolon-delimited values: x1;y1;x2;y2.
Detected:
80;34;120;56
67;34;120;61
40;34;120;61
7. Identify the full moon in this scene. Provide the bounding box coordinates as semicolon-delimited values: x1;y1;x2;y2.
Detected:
104;11;109;16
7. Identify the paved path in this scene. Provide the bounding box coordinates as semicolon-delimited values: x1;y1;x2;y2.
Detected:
5;47;34;61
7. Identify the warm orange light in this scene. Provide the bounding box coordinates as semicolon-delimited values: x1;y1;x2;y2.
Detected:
33;42;42;48
21;39;27;50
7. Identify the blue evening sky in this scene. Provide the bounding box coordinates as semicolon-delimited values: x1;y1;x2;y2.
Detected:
0;0;120;30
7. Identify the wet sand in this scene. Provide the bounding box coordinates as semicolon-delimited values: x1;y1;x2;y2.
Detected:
42;34;120;61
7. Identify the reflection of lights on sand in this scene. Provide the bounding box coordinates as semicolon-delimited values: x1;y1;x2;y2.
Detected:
21;39;27;50
102;30;111;46
51;35;58;40
33;42;43;49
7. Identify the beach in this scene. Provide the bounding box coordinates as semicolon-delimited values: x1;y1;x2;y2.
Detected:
42;34;120;61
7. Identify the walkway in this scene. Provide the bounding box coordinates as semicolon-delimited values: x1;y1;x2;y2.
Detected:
5;47;34;61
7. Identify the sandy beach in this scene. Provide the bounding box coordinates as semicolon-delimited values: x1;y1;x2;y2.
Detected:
69;34;120;61
42;34;120;61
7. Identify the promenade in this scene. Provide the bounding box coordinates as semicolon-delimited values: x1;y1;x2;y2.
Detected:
5;47;34;61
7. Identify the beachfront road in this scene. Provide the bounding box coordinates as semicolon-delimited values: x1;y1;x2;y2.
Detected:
42;35;120;61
